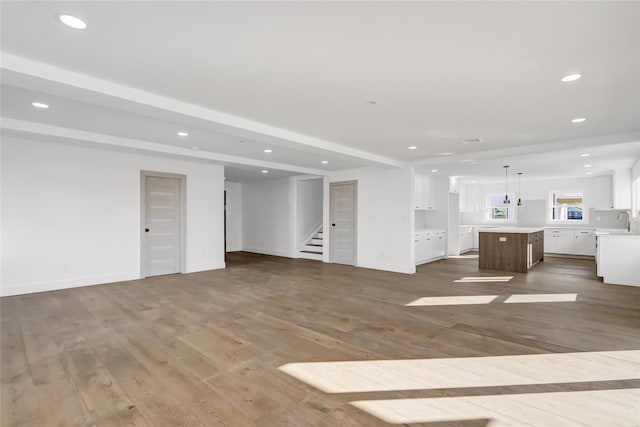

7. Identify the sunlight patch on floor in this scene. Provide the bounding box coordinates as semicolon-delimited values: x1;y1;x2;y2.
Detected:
351;388;640;426
504;293;578;303
448;254;479;259
278;350;640;394
454;276;513;283
405;295;499;306
406;293;578;307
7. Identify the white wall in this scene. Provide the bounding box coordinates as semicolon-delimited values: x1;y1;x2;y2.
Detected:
224;181;242;251
1;137;225;297
241;176;292;257
297;178;323;249
460;175;614;226
330;167;414;274
613;168;632;209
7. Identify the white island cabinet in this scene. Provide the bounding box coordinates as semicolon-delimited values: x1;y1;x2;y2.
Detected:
596;232;640;287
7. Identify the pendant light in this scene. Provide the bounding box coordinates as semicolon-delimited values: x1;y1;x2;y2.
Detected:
503;165;510;205
517;172;523;206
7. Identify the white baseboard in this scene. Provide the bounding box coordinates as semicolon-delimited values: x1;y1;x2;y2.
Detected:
241;247;292;258
0;272;139;297
186;262;225;273
356;261;416;275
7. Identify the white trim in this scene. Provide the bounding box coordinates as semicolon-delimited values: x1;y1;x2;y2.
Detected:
0;273;139;297
357;261;416;275
187;262;226;273
241;247;292;258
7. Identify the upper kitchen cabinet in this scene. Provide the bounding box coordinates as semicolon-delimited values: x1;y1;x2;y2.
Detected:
415;174;436;210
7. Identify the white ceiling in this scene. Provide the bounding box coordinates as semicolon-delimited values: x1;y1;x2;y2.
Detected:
1;1;639;182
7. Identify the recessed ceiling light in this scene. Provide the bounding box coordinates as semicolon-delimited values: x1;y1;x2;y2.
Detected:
572;118;586;123
561;73;582;83
408;146;417;150
58;14;87;29
580;153;591;157
585;171;593;175
321;160;329;164
431;169;438;173
471;180;476;183
32;102;49;109
367;100;377;105
261;170;268;174
462;137;483;145
439;152;455;156
238;139;245;143
177;131;189;137
264;149;273;153
584;164;592;168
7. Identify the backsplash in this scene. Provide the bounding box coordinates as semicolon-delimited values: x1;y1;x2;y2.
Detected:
460;200;629;229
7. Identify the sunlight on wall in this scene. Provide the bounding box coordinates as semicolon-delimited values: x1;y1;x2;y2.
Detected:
351;388;640;426
279;350;639;394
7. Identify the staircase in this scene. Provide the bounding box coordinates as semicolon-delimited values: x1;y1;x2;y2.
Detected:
299;228;323;261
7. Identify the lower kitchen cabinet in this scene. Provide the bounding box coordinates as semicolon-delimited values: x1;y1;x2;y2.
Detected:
544;228;596;257
574;229;596;256
415;229;446;265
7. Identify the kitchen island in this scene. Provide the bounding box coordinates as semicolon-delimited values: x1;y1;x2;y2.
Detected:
478;227;544;273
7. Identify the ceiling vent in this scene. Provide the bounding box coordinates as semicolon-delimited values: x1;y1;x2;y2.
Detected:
462;137;484;144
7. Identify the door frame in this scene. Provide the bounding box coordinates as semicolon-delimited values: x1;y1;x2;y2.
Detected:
329;180;357;265
140;171;187;278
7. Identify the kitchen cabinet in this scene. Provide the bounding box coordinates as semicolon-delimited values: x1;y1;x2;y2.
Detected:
544;229;574;254
478;228;544;273
415;229;446;265
574;229;596;256
544;228;596;256
435;231;446;257
597;233;640;286
415;175;436;210
459;226;473;253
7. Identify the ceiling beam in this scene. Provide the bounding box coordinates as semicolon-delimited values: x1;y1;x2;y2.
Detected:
1;53;405;169
1;118;331;176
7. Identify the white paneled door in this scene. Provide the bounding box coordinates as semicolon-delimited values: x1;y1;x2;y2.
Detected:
143;176;182;277
330;181;356;265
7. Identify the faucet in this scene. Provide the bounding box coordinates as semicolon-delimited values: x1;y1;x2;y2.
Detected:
617;211;631;232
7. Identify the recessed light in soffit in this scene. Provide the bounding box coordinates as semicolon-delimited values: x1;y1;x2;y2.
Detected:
58;14;87;29
462;137;483;145
561;73;582;82
32;102;49;109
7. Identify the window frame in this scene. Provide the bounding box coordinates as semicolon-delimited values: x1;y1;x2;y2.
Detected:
548;190;587;224
485;192;516;223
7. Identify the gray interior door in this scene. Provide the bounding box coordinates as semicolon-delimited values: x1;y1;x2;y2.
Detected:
144;176;181;277
330;181;356;265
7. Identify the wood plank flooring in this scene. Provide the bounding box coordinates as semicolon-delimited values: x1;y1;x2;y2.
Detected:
2;252;639;426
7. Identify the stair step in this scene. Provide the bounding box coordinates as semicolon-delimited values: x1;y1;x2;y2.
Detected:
306;243;323;247
301;250;323;255
299;251;322;261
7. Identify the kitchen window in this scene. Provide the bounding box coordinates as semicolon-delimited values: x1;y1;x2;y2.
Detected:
549;191;584;221
486;193;515;221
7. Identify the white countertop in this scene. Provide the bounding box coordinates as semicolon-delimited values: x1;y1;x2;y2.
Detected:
477;227;544;234
415;228;445;233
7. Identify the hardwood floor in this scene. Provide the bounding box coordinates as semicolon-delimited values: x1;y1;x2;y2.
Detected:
2;253;639;426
